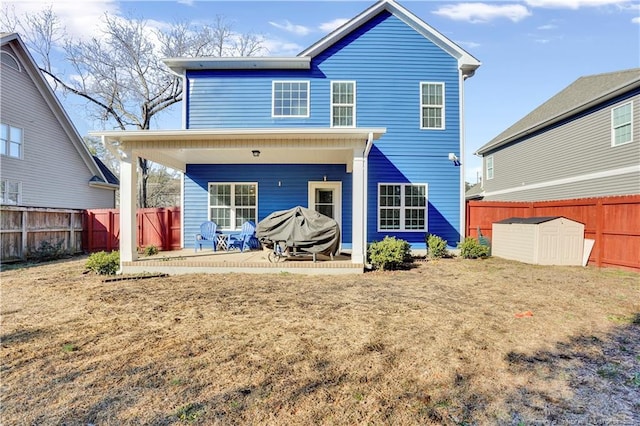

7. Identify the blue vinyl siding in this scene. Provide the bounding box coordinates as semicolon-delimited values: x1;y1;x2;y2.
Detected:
184;164;352;249
185;11;463;248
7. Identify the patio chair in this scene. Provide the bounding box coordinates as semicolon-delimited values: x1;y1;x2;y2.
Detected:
194;221;218;252
226;220;258;252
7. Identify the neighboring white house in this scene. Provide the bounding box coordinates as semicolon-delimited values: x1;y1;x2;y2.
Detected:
0;32;118;209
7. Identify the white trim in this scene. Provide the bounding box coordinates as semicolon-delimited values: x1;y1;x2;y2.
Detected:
91;127;386;141
486;155;494;180
180;172;185;249
164;56;310;73
420;82;445;130
376;182;428;232
308;181;342;238
458;69;466;240
272;80;310;118
483;164;640;197
611;101;633;147
207;182;258;231
330;81;356;128
352;153;366;263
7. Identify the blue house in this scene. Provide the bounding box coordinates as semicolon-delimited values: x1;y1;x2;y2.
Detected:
95;0;480;271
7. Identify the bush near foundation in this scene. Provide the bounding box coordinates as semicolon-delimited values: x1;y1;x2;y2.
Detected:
86;251;120;275
368;236;412;271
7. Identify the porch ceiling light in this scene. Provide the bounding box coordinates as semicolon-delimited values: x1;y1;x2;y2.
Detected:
252;150;261;157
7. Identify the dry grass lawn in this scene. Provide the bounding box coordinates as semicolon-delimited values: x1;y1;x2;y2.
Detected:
1;256;639;425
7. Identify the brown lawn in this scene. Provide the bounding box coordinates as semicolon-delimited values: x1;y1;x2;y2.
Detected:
1;256;639;425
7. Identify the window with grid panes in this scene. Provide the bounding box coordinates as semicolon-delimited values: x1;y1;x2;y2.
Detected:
209;183;257;230
378;184;427;231
331;81;355;127
1;123;22;158
1;179;20;205
272;81;309;117
420;83;444;129
612;102;633;146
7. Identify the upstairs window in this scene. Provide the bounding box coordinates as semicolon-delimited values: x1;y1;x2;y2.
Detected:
378;183;428;231
331;81;355;127
272;81;309;117
612;102;633;146
420;82;445;129
1;51;21;71
1;123;23;158
486;155;494;180
209;183;257;230
1;179;20;205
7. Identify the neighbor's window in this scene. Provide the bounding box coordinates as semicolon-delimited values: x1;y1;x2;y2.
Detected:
1;123;22;158
486;155;494;180
1;179;20;205
331;81;355;127
378;183;427;231
612;102;633;146
420;82;444;129
272;81;309;117
209;183;257;230
1;51;21;71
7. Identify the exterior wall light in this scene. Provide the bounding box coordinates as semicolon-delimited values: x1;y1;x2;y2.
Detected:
252;150;260;157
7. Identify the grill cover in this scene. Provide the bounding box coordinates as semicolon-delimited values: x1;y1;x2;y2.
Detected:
256;206;340;256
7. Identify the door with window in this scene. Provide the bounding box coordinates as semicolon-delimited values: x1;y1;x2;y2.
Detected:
308;181;342;231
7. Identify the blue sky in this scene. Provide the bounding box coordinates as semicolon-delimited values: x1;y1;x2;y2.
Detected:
6;0;640;182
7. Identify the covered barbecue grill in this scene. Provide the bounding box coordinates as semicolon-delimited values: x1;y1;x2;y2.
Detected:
256;206;340;262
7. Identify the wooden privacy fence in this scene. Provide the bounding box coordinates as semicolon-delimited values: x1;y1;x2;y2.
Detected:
1;206;84;261
466;195;640;272
84;207;181;253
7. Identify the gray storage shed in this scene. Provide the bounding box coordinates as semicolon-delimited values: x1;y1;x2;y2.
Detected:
491;217;585;266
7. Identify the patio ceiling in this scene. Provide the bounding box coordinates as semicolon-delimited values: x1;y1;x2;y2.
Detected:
91;128;386;172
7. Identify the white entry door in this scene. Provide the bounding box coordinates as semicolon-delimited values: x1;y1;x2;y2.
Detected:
308;181;342;232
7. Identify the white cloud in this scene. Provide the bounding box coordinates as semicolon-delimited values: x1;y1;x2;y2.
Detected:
525;0;632;9
535;38;551;43
632;16;640;24
319;18;350;33
260;38;303;56
459;40;481;49
268;20;311;36
537;23;558;29
3;0;120;40
433;3;532;23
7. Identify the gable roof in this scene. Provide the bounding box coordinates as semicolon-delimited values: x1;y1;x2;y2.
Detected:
1;32;118;190
476;68;640;155
299;0;480;77
164;0;480;77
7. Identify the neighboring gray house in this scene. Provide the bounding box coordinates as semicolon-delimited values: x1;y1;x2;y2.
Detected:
0;32;118;209
474;68;640;201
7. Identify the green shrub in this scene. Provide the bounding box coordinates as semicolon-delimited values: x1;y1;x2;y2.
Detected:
86;251;120;275
143;245;159;256
368;236;412;271
458;237;490;259
426;234;448;259
27;239;69;261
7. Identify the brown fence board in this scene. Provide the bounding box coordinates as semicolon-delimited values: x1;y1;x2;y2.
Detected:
466;195;640;272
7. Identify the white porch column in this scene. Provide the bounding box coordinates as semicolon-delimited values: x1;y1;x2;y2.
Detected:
351;150;366;264
119;150;138;264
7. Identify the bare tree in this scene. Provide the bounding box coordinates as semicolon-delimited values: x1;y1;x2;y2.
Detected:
2;8;264;207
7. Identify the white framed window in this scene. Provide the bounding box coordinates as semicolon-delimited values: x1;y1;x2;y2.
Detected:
1;123;23;158
378;183;428;232
331;81;355;127
612;102;633;146
208;183;257;230
272;81;309;117
1;51;21;72
486;155;494;180
1;179;21;205
420;82;445;129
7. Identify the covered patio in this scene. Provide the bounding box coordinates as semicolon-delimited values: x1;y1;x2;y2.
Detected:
92;127;386;275
126;247;361;275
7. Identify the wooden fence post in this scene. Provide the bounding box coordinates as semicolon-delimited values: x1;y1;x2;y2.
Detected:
21;210;27;259
596;198;603;267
